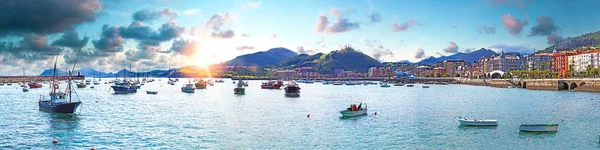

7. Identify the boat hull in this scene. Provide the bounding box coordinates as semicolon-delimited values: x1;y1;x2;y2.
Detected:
146;91;158;94
340;110;367;117
458;119;498;126
38;101;82;114
181;88;195;93
519;124;559;132
111;86;137;94
234;88;245;95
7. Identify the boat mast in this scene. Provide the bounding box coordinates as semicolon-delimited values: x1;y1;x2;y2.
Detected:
69;32;88;103
51;48;59;95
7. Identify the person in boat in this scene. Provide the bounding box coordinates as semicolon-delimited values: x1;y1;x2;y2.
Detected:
352;104;357;111
357;103;362;110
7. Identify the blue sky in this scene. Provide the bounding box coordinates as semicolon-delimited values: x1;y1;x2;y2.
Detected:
1;0;600;74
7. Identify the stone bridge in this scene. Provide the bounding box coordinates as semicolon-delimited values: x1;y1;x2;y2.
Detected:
514;79;600;92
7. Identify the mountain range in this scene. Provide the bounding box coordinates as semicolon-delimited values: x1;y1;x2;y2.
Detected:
417;48;497;64
40;67;175;78
225;47;298;66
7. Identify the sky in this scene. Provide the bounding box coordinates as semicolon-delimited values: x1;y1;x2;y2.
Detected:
1;0;600;75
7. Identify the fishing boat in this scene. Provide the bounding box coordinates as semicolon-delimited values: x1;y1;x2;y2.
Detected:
146;91;158;94
22;87;29;92
380;82;391;87
215;79;225;83
519;124;559;132
332;81;343;85
28;81;43;88
244;81;248;86
207;79;215;86
39;44;82;114
322;81;330;85
457;117;498;126
181;84;195;93
345;81;356;85
111;81;137;94
6;82;11;86
339;103;367;117
85;79;91;85
194;79;207;89
0;82;4;86
168;79;175;85
234;80;245;95
284;81;301;97
394;82;404;86
76;82;86;88
305;80;314;84
406;84;415;87
261;80;283;89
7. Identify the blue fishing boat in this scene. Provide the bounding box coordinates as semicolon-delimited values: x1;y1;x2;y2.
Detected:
111;82;138;94
39;46;82;114
181;84;195;93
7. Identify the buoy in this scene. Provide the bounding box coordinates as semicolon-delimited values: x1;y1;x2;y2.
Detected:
526;138;530;142
374;112;378;115
95;100;98;103
307;114;310;118
90;148;96;150
375;116;379;119
493;131;496;134
52;139;58;144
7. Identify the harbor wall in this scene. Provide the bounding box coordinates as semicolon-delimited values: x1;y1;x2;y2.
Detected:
456;78;487;86
456;78;600;92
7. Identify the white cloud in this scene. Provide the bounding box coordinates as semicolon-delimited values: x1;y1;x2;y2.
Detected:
242;1;262;8
183;9;201;15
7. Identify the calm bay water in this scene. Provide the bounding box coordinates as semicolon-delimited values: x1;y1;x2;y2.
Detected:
2;79;600;149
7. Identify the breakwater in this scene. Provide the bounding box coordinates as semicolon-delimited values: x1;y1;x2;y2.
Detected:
0;76;85;83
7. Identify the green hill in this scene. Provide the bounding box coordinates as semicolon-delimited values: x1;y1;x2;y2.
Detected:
277;53;323;69
312;46;383;74
225;47;298;66
541;31;600;53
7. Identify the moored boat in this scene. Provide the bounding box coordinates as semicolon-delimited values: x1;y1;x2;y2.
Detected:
181;84;195;93
146;91;158;94
339;103;367;117
76;82;86;88
380;82;390;87
332;81;343;85
519;124;559;132
422;85;430;88
39;46;82;114
284;81;301;97
195;79;207;89
322;81;330;85
394;82;404;86
457;117;498;126
22;87;29;92
28;81;43;88
215;79;225;83
111;81;137;94
406;84;415;87
261;80;283;89
234;80;245;95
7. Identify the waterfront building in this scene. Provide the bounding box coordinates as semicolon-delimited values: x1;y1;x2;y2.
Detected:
368;67;391;77
526;53;552;70
489;51;524;71
443;59;467;77
275;70;298;79
413;65;433;77
552;48;580;77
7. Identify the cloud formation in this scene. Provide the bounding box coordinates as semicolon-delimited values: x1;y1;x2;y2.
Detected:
479;26;496;34
183;9;201;15
391;19;418;32
501;14;528;36
368;12;381;23
415;48;426;59
528;16;558;37
236;45;254;51
204;13;236;39
487;43;530;53
92;24;124;52
169;39;199;56
0;0;102;36
51;29;88;50
132;8;176;22
315;13;360;34
442;42;459;53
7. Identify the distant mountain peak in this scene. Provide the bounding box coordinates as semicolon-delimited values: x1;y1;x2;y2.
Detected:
226;47;298;66
417;48;496;64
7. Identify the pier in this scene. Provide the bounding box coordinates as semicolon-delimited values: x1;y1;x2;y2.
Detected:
0;76;85;83
457;78;600;92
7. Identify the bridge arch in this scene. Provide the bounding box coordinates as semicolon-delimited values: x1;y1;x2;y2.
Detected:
570;82;578;90
486;70;505;79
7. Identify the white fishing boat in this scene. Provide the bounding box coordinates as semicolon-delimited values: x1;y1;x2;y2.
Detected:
339;103;367;117
457;117;498;126
519;124;559;132
380;82;390;87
